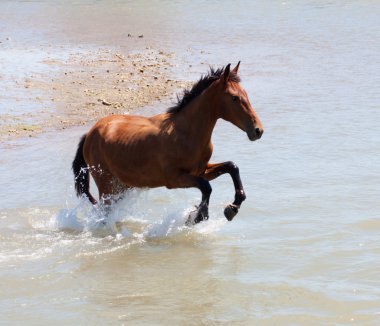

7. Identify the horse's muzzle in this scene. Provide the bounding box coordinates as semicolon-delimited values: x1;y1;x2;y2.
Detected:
247;127;264;141
255;127;264;139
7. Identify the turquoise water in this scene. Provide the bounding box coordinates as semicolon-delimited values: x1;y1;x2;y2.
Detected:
1;1;380;324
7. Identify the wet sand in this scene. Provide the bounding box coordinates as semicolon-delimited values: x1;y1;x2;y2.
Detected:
0;1;209;144
0;46;188;142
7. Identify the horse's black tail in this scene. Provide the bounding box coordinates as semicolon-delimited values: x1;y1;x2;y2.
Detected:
72;134;97;205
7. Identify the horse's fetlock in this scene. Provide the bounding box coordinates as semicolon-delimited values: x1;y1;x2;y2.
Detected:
235;189;246;202
240;190;247;201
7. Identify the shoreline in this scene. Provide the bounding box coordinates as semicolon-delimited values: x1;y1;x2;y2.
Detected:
0;46;190;143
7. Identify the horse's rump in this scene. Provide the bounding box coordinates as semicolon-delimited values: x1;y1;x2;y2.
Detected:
83;115;168;189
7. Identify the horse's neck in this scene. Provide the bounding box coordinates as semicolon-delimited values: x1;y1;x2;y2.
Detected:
171;93;218;146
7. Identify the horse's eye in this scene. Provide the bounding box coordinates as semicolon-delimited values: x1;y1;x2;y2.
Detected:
232;95;239;102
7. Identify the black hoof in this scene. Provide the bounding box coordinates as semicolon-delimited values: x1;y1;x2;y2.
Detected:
194;212;208;224
224;204;239;221
185;206;209;225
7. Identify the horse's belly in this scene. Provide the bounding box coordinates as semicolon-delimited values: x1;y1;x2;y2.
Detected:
115;167;166;188
105;149;167;188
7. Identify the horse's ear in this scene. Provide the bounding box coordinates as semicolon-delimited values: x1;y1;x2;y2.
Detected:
232;61;241;74
223;63;231;83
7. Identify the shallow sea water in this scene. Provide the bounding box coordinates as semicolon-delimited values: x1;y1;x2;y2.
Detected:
1;0;380;324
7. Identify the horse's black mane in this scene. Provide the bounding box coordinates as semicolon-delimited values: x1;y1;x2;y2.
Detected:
167;66;241;114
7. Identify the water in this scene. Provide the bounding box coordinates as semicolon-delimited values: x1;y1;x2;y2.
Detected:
1;0;380;324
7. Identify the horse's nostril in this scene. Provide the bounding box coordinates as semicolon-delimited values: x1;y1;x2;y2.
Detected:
255;128;263;138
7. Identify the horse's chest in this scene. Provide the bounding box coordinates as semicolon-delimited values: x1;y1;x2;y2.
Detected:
181;144;212;175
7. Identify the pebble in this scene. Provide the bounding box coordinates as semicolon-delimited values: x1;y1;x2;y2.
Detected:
102;100;112;106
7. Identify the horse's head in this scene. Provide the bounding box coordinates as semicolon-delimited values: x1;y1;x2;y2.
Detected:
216;62;264;141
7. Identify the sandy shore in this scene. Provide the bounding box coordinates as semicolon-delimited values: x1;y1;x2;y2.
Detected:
0;1;203;144
0;47;189;142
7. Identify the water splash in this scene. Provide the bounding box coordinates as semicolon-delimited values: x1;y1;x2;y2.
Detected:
145;207;226;239
51;190;226;240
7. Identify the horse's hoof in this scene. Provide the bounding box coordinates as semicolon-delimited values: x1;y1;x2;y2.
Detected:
186;208;208;225
185;214;205;226
185;204;209;225
194;213;208;224
224;204;239;221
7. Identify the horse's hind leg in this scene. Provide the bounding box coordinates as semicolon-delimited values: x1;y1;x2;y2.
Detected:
91;168;126;216
202;162;246;221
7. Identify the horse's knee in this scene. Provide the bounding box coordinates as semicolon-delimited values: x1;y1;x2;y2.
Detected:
225;161;239;173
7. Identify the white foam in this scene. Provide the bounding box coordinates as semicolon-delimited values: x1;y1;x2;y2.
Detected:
50;196;129;237
53;208;84;232
144;208;191;238
145;207;227;239
50;191;226;240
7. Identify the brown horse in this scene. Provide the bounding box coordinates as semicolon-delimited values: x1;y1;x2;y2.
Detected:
72;62;263;224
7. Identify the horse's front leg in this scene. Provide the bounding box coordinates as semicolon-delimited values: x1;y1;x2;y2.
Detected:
202;161;246;221
166;174;212;224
